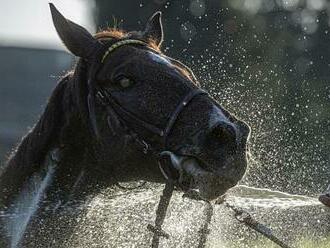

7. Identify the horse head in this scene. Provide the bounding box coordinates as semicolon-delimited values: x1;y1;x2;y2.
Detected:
0;4;250;246
49;3;250;200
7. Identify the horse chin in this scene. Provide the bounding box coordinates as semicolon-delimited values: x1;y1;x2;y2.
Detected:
161;151;237;201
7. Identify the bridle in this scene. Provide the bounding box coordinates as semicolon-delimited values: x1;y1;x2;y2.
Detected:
87;39;207;162
97;87;206;153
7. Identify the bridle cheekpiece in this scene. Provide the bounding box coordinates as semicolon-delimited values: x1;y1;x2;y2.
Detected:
93;39;207;170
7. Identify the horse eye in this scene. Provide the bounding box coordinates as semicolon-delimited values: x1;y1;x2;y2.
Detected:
118;77;134;88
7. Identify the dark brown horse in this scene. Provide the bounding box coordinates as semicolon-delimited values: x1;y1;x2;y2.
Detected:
0;4;250;247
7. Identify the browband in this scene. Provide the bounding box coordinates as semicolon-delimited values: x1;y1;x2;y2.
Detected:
101;39;148;63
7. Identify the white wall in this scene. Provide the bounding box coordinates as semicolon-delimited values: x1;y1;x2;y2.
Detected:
0;0;95;49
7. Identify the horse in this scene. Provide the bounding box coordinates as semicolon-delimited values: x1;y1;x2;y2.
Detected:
0;4;250;247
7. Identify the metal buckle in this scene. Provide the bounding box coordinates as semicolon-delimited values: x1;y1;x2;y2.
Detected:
141;140;149;154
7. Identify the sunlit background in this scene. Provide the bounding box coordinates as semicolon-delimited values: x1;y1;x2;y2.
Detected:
0;0;329;195
0;0;95;49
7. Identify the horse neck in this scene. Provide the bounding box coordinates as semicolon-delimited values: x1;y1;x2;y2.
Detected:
0;73;94;246
0;73;95;205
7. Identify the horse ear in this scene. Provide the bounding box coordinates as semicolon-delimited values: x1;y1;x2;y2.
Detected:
143;11;164;47
49;3;101;59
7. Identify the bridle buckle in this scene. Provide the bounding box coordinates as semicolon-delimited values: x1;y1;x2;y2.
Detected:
141;140;149;154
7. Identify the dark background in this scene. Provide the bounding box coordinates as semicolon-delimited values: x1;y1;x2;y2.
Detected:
1;0;329;194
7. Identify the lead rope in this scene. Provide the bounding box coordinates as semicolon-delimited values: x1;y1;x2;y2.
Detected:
147;181;214;248
147;189;293;248
147;181;174;248
222;201;292;248
197;199;292;248
197;202;213;248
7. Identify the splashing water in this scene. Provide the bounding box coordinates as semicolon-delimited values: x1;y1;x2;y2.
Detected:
8;181;324;247
73;184;328;247
1;167;330;248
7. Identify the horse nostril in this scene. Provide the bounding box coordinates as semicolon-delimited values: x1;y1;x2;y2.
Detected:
210;122;237;145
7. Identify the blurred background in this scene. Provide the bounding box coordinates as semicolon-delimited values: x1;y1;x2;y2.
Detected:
0;0;329;195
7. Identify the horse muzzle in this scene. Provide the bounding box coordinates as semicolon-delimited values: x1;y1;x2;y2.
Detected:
158;151;241;200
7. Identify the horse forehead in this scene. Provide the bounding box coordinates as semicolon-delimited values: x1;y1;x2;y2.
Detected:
146;51;172;66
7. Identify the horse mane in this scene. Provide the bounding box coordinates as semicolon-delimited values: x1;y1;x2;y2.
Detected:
95;28;161;52
95;28;127;40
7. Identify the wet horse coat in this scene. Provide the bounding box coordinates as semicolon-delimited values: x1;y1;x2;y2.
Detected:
0;4;250;247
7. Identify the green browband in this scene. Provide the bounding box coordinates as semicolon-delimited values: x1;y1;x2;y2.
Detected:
101;39;147;63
